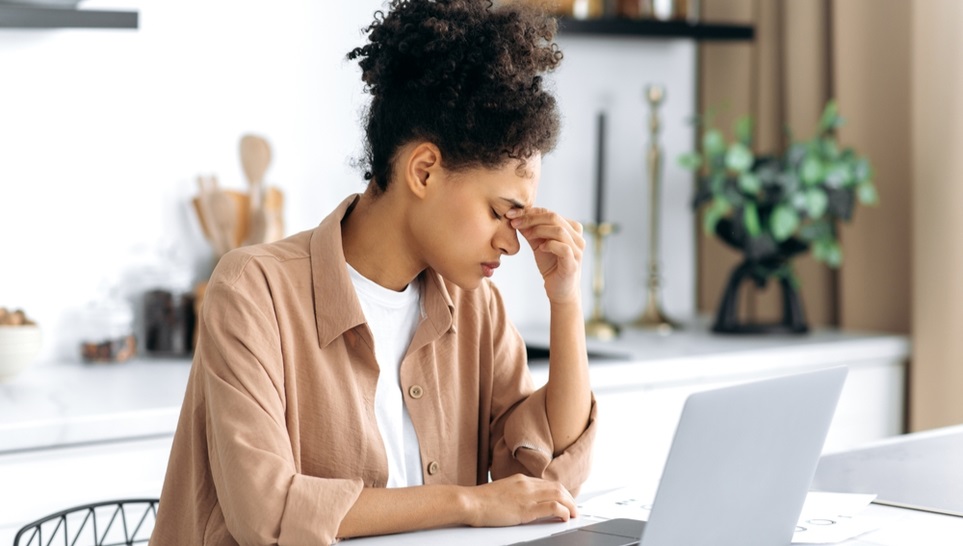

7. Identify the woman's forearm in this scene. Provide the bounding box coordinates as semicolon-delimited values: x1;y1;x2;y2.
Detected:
337;485;469;538
337;474;578;538
545;300;592;454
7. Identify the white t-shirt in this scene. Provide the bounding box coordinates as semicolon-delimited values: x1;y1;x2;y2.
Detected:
346;263;424;488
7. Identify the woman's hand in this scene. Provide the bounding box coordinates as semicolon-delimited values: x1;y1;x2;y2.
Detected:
507;207;585;305
463;474;578;527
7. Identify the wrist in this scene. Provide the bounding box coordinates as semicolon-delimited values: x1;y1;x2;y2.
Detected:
549;298;583;316
453;485;477;527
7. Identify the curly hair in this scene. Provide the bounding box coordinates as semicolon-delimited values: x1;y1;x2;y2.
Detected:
347;0;563;191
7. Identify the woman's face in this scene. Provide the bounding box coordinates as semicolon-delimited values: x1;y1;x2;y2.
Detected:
412;155;540;290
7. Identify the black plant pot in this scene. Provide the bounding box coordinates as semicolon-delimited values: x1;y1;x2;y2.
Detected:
710;219;809;334
712;259;809;334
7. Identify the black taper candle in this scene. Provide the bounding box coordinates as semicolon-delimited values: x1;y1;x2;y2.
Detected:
594;111;606;226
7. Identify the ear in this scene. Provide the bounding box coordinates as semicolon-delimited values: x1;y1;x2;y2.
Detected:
403;142;443;200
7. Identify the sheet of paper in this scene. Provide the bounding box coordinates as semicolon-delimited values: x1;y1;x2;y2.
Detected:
577;488;880;544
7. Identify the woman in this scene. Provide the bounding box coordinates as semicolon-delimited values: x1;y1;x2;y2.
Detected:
151;1;596;544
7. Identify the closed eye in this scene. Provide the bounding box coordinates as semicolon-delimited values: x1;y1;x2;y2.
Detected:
491;208;502;220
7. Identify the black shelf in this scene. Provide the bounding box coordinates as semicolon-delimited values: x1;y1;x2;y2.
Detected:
557;17;753;41
0;5;137;29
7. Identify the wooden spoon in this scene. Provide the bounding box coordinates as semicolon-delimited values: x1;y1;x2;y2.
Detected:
240;134;272;246
208;175;238;254
195;175;228;257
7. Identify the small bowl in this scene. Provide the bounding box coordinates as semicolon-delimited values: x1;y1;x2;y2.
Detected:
0;325;42;382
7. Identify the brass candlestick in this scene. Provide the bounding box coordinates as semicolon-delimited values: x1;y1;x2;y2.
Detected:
632;84;680;333
585;222;620;341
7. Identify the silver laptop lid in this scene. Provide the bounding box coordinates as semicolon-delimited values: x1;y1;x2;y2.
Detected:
640;366;848;546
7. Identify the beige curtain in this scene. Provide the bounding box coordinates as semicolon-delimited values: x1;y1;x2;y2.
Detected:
911;1;963;431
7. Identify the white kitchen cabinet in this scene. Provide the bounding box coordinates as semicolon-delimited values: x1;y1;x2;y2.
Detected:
522;325;909;493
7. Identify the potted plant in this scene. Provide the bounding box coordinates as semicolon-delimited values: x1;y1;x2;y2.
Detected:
678;100;877;334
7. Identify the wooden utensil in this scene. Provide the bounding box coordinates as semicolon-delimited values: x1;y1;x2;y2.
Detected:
208;175;238;254
192;189;250;250
195;175;229;257
263;186;285;242
240;134;272;246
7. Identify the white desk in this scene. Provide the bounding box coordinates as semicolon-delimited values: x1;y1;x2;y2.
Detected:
342;503;963;546
1;433;960;546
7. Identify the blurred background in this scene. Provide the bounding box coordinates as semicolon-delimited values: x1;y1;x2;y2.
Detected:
0;0;958;432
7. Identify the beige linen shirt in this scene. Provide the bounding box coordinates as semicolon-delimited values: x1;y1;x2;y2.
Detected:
151;195;597;546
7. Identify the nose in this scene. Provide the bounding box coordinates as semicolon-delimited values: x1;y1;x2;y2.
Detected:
495;222;521;256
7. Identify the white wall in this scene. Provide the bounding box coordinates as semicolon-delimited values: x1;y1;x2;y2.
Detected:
0;1;696;364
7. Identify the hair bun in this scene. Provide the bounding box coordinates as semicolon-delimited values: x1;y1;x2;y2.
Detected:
348;0;562;191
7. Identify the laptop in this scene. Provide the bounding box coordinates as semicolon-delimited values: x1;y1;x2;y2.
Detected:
513;366;848;546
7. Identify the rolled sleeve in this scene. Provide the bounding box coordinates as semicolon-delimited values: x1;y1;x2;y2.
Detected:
278;474;363;545
492;387;597;497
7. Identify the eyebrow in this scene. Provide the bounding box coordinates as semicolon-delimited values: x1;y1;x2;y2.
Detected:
499;197;526;209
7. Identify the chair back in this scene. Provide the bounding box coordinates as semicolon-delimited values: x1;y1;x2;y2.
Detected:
13;499;158;546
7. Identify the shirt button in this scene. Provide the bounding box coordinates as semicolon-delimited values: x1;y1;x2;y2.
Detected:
408;385;424;399
427;461;440;475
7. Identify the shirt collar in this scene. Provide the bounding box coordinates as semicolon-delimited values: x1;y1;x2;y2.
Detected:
310;193;456;349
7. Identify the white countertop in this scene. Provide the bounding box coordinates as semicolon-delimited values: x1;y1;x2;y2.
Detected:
0;326;910;454
521;324;910;390
0;358;191;454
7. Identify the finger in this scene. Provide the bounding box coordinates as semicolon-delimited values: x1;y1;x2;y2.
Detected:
519;224;577;248
569;218;584;235
516;213;585;250
533;240;579;267
541;500;572;522
557;486;578;518
508;208;564;230
568;220;586;250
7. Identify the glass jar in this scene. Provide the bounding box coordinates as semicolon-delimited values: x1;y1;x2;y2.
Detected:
142;287;196;357
80;299;136;363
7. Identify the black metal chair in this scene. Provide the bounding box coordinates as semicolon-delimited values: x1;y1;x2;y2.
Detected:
13;499;159;546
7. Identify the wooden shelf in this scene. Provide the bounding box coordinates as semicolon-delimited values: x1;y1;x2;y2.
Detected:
557;17;753;41
0;5;137;29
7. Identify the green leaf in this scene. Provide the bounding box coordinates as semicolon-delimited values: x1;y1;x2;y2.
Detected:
777;171;800;194
703;129;726;157
735;116;753;145
725;142;754;173
819;100;840;132
677;152;703;171
824;164;852;189
799;220;833;242
805;188;829;219
800;155;824;186
854;158;872;183
738;172;761;194
703;196;731;234
826;243;843;267
813;240;830;262
857;182;879;205
813;239;843;268
743;202;761;238
770;204;800;242
820;138;840;160
710;173;726;194
787;143;807;166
